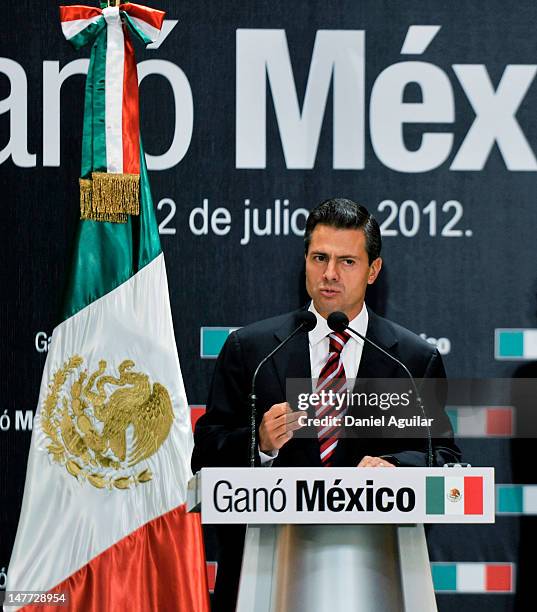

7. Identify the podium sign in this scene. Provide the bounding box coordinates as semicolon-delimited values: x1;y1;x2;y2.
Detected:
198;467;494;524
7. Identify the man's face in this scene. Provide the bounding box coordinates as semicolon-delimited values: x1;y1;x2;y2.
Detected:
305;224;382;320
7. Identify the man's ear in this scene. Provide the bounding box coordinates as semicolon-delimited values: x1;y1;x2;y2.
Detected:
367;257;382;285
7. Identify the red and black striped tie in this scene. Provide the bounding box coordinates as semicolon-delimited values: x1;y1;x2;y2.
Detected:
316;331;351;466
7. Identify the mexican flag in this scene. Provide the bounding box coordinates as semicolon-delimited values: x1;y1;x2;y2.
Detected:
426;476;484;515
5;4;210;611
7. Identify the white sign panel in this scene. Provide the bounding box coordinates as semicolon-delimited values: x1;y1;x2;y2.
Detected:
200;467;495;524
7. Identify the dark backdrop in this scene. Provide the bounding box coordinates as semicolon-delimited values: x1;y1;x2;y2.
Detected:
2;2;537;610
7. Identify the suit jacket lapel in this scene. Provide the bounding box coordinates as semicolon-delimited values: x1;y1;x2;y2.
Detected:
273;315;321;466
273;317;311;396
356;308;399;379
335;308;399;465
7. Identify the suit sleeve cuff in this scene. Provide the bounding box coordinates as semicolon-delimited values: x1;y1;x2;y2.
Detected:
380;454;400;466
259;446;279;466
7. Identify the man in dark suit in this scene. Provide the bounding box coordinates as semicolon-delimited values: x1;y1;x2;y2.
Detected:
192;198;460;610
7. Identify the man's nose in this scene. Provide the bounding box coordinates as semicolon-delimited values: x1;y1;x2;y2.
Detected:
323;258;339;281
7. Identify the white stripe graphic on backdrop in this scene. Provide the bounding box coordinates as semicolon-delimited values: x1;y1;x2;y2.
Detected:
103;7;124;173
523;486;537;513
456;563;485;592
456;408;487;436
525;330;537;357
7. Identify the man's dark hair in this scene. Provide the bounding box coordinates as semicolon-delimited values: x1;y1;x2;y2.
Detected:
304;198;382;263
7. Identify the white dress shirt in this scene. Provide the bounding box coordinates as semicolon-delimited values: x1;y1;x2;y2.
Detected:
308;302;368;383
260;303;369;465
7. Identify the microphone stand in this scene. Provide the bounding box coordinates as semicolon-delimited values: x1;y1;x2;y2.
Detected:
249;323;308;467
341;323;434;468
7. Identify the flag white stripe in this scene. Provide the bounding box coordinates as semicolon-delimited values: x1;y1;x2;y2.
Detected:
61;16;102;40
129;15;162;43
6;254;192;597
103;7;124;173
444;476;465;516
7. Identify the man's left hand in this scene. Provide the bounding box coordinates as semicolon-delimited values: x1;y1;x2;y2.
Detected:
357;456;395;467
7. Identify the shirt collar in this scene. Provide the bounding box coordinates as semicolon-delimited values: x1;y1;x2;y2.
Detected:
308;302;369;347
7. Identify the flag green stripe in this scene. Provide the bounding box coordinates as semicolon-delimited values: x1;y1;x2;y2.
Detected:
68;18;106;51
123;13;153;45
62;141;161;321
81;27;107;177
426;476;445;514
137;145;162;268
81;37;96;177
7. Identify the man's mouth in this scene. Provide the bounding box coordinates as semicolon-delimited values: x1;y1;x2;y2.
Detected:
319;287;340;297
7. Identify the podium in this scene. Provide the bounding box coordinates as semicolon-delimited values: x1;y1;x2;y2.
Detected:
188;467;494;612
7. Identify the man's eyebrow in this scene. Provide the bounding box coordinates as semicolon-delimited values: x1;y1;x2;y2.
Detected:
310;250;359;259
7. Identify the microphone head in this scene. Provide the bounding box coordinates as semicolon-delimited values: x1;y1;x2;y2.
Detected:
297;311;317;332
327;311;349;333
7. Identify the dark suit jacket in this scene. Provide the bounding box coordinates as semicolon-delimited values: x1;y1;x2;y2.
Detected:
192;307;460;471
192;307;460;612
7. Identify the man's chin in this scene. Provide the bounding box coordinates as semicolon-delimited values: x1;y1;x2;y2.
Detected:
314;299;344;319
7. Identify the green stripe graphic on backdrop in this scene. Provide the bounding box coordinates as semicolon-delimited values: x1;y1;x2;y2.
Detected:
495;329;537;359
201;327;239;358
496;485;537;514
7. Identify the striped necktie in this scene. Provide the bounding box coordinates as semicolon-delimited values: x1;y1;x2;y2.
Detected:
316;331;351;466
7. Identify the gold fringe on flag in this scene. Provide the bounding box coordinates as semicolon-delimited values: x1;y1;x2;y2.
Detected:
79;172;140;223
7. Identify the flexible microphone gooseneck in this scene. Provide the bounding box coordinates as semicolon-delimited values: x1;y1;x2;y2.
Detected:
327;311;434;468
249;311;317;467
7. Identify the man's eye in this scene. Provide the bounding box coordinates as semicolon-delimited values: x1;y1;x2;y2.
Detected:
343;259;355;266
313;255;326;262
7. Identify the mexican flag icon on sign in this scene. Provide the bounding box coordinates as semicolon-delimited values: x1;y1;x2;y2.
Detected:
426;476;484;515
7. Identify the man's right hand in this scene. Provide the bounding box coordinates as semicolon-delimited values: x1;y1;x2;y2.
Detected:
259;402;306;453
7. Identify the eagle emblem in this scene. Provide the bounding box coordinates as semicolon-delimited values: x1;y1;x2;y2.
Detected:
41;356;174;489
447;487;462;503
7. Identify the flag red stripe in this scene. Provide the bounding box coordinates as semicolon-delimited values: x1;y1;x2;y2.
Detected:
59;6;102;23
464;476;483;514
206;562;217;593
122;29;140;174
190;405;206;431
122;3;166;30
20;505;210;612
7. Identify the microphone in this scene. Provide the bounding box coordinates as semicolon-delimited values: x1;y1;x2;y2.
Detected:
249;311;317;467
327;311;434;468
